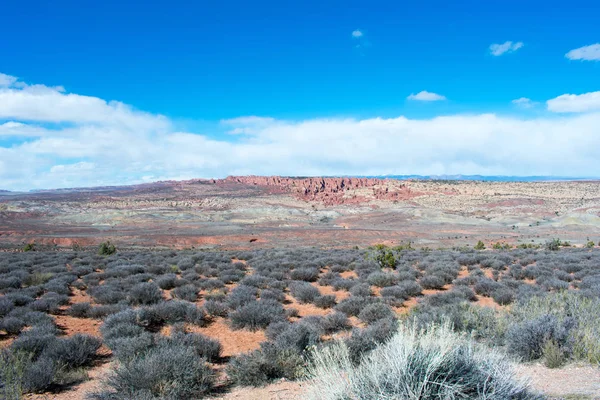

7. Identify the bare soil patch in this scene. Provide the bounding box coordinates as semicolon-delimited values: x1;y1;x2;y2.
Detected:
54;314;102;337
192;318;266;357
516;363;600;398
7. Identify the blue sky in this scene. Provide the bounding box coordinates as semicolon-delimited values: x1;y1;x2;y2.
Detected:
1;0;600;190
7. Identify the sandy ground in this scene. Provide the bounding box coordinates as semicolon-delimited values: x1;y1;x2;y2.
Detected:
517;363;600;398
25;361;600;399
213;380;307;400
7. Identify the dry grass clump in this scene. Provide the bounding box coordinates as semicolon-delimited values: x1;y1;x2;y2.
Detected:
306;322;542;400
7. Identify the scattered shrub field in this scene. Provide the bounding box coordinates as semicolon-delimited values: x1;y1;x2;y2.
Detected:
1;245;600;398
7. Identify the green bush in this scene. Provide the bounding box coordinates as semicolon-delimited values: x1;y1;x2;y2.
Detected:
370;245;397;269
98;241;117;256
474;240;485;250
542;339;566;368
544;238;561;251
22;243;36;252
0;350;30;400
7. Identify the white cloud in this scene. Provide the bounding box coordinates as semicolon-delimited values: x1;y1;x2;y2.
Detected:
352;30;363;38
512;97;537;108
0;73;18;87
489;41;524;56
0;121;49;137
407;91;446;101
547;91;600;113
565;43;600;61
2;72;600;191
0;75;168;131
221;116;277;135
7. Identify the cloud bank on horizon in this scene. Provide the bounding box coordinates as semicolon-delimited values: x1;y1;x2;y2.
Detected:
1;69;600;191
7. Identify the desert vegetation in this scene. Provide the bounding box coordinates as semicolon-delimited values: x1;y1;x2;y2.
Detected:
1;245;600;398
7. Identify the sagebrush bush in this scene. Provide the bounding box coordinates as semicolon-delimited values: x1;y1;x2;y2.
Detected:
274;322;322;352
171;284;199;302
335;296;379;317
349;283;373;297
419;275;446;290
11;325;59;359
156;274;178;290
204;299;229;317
128;282;163;305
42;334;102;369
260;288;286;303
68;302;91;318
289;281;320;304
506;314;574;362
229;300;286;331
22;356;57;393
320;312;350;334
509;291;600;363
313;294;336;309
473;278;502;297
226;343;303;387
331;278;358;291
151;300;208;326
0;316;26;335
358;303;396;325
159;331;222;362
367;272;398;288
420;290;468;307
345;317;398;364
0;297;15;317
491;287;515;305
89;285;126;305
290;267;320;282
92;344;215;399
227;285;258;309
307;322;541;400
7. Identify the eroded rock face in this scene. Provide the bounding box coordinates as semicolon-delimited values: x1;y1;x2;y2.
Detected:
218;176;421;205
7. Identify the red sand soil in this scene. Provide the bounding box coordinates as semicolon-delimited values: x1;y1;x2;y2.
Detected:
54;314;102;338
312;283;350;301
192;318;266;357
0;336;14;349
475;295;505;310
284;295;330;317
69;288;93;304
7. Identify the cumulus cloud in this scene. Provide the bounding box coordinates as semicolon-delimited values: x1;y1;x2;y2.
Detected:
0;75;169;131
0;121;49;137
565;43;600;61
407;91;446;101
547;91;600;113
489;41;524;56
352;30;363;38
1;73;600;191
0;73;18;87
512;97;537;108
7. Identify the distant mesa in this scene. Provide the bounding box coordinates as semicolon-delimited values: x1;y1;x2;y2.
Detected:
216;176;423;205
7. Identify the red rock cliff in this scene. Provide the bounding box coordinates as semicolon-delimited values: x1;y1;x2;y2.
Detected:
219;176;420;205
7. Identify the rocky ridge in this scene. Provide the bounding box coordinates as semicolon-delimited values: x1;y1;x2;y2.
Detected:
219;176;422;205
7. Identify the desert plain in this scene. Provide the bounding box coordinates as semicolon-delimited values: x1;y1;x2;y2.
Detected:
2;176;600;250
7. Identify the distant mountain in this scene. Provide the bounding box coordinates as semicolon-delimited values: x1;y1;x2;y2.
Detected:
2;175;597;194
372;175;596;182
